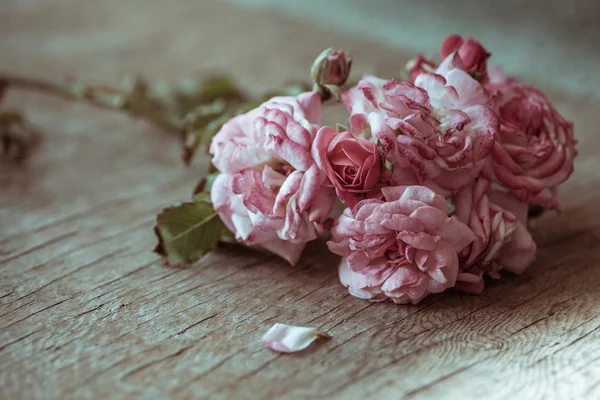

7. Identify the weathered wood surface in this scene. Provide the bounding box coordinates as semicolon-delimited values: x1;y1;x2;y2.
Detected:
1;1;600;399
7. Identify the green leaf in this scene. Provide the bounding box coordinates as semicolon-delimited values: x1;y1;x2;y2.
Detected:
154;200;226;266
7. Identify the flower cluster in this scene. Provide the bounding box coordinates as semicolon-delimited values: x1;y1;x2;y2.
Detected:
208;35;577;304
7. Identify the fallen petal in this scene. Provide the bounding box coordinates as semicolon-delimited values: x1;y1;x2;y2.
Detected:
262;323;331;353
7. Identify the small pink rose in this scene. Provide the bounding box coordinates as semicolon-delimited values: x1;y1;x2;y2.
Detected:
313;126;382;207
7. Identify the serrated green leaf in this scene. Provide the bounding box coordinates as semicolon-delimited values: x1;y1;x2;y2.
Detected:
154;201;225;266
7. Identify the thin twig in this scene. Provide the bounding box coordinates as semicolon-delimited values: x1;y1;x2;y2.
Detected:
0;74;181;134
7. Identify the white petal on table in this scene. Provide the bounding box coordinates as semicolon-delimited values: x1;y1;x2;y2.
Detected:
262;323;331;353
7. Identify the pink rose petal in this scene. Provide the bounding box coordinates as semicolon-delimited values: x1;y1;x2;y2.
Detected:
262;323;331;353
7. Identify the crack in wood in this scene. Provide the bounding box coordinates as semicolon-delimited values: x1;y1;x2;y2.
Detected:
0;231;79;266
176;314;219;336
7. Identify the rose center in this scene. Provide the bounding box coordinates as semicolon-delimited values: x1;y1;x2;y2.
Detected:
268;159;293;176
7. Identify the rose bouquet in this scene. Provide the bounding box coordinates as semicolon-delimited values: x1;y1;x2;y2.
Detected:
2;34;574;306
151;35;577;304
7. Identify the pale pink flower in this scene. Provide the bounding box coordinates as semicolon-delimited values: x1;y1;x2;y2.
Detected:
211;168;334;265
483;81;577;210
209;107;268;174
209;92;334;265
210;92;322;174
312;126;382;207
343;69;497;194
329;185;475;304
453;179;536;294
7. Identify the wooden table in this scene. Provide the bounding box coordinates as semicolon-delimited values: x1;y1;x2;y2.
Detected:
1;1;599;398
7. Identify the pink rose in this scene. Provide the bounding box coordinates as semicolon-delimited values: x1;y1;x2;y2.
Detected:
482;83;577;210
343;70;497;194
453;179;536;294
209;107;268;174
210;92;322;174
312;126;382;207
211;167;335;265
440;35;490;79
329;185;475;304
209;92;335;264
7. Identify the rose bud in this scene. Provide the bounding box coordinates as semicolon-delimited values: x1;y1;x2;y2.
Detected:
440;34;464;59
440;34;490;79
310;48;352;88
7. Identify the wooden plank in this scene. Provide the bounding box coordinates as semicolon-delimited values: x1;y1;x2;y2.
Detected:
1;1;599;399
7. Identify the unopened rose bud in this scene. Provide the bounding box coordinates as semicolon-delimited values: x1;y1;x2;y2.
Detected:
458;37;490;76
439;35;490;79
311;48;352;89
440;34;464;59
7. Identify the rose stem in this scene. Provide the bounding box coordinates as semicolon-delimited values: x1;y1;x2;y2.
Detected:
0;73;181;134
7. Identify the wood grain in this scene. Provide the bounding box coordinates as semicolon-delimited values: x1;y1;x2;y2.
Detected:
1;1;599;399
